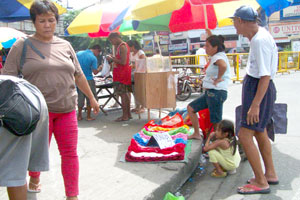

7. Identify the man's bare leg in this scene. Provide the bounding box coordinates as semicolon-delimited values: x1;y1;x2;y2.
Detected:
77;107;83;121
254;128;278;182
238;127;269;192
123;92;131;119
127;93;132;119
7;185;27;200
86;105;95;121
115;93;130;121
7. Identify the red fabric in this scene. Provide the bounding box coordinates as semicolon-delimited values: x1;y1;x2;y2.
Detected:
186;108;213;139
125;139;185;162
145;113;184;129
113;42;131;85
189;0;238;5
127;138;185;154
202;60;210;74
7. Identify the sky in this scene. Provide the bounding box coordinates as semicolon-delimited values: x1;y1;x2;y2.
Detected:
59;0;132;10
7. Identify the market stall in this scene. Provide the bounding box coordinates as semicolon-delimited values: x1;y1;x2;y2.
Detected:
134;56;176;120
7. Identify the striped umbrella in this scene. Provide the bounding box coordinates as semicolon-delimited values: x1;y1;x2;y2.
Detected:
0;0;66;22
0;27;27;50
65;3;126;37
65;2;152;38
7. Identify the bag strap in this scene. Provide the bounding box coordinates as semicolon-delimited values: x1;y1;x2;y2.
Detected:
19;38;45;77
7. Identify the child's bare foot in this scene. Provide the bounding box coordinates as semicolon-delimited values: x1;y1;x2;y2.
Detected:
77;116;82;121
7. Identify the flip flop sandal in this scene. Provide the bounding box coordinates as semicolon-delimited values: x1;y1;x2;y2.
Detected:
247;178;279;185
210;170;227;178
237;184;270;195
131;108;138;112
114;117;130;122
27;182;41;193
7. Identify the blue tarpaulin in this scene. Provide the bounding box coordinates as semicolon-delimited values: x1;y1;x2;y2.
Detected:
257;0;293;16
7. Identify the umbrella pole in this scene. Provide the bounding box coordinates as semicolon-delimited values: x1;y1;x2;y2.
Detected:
154;31;162;55
204;5;208;29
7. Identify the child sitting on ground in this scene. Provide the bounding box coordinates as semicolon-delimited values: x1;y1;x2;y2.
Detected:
203;119;241;177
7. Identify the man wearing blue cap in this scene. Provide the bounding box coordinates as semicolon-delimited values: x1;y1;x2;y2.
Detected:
231;5;278;195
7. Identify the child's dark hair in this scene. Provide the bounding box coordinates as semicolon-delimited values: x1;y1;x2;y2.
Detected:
206;35;225;53
218;119;237;155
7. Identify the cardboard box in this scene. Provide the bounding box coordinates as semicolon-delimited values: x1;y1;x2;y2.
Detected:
134;72;176;109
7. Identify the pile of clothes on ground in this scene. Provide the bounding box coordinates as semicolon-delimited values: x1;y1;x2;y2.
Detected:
125;113;190;162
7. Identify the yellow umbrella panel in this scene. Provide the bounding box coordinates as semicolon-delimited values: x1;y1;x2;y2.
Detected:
67;4;104;35
17;0;67;15
215;0;260;27
131;0;185;20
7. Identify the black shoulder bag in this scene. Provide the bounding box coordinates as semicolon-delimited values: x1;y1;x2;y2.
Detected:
0;38;45;136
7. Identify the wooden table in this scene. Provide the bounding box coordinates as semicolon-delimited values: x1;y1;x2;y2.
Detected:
95;82;122;115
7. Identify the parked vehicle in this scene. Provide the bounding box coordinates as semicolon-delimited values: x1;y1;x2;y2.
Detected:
176;69;204;101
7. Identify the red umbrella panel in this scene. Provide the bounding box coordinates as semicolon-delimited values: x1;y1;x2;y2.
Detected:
170;0;218;32
131;0;218;33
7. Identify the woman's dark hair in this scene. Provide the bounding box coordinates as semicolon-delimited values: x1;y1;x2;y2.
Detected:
127;40;142;50
30;0;59;23
206;35;225;53
218;119;237;155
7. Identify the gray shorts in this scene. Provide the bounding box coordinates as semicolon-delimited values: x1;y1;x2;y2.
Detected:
77;79;97;107
0;76;49;187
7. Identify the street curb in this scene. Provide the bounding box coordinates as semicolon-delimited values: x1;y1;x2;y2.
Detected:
145;139;203;200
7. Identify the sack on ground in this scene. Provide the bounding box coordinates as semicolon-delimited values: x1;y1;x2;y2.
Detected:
0;78;41;136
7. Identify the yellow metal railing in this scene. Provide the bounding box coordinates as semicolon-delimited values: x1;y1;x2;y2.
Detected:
170;51;300;83
277;51;300;74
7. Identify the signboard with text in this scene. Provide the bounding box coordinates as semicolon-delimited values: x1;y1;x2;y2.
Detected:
159;35;169;45
190;43;200;50
280;4;300;20
169;43;187;51
224;41;237;49
144;40;154;50
269;22;300;38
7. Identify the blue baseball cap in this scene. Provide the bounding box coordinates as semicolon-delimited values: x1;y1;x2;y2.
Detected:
231;5;258;21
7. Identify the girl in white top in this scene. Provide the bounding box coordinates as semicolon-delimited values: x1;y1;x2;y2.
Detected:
127;40;146;114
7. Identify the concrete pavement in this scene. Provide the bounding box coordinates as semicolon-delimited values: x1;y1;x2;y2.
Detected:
1;71;299;200
0;92;202;200
187;71;300;200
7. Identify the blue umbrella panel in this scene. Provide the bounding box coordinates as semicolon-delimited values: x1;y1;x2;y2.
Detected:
0;0;31;22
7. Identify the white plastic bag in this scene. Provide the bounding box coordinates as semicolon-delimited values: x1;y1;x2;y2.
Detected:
100;58;111;77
